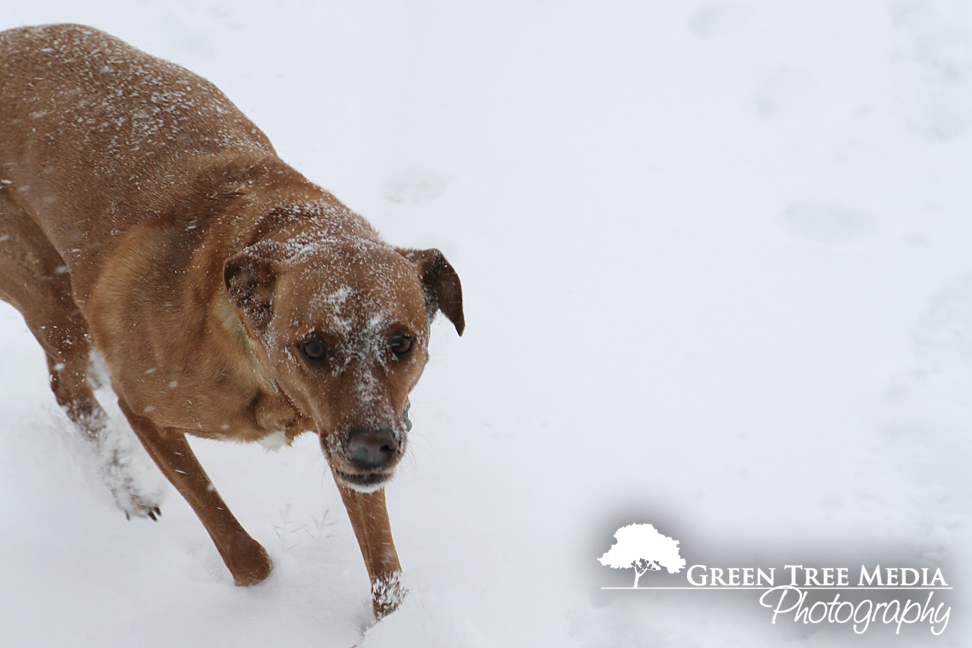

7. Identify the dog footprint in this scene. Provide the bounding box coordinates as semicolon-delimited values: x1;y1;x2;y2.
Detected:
755;69;815;118
893;1;972;141
382;167;451;204
690;4;750;38
915;273;972;369
779;202;876;243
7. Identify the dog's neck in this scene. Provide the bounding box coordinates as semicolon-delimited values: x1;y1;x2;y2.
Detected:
189;171;379;440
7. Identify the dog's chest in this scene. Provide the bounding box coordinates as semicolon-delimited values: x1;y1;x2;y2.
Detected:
200;387;303;443
250;388;303;438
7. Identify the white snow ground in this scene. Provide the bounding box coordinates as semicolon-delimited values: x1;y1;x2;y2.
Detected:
1;1;971;646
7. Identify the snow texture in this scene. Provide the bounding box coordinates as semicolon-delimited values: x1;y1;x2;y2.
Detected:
2;1;972;646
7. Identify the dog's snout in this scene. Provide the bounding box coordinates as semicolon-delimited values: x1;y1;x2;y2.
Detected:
347;428;398;470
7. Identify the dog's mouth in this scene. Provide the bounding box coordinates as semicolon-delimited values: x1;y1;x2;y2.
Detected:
333;468;395;492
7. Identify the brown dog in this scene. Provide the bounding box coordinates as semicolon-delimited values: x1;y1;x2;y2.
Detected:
0;24;463;618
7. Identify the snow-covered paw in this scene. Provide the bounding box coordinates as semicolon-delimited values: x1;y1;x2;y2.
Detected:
96;423;165;521
104;463;163;521
114;482;162;521
372;571;407;620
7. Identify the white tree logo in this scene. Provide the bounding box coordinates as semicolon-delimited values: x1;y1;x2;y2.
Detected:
598;523;686;587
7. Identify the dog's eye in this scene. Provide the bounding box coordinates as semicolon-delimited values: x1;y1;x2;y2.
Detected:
390;335;413;358
301;338;328;361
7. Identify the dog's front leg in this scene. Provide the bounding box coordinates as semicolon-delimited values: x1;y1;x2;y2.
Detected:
336;481;405;619
118;400;273;586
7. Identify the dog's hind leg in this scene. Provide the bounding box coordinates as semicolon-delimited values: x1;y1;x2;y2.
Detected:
0;190;159;518
117;399;273;586
0;193;102;430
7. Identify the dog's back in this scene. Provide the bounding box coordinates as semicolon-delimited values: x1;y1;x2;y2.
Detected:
0;24;278;297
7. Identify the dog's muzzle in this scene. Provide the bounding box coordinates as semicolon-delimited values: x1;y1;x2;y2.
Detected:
327;402;412;491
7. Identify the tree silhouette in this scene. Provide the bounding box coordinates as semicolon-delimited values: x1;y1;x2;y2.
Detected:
598;523;686;587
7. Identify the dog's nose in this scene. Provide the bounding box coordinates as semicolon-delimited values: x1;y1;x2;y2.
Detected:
346;428;398;470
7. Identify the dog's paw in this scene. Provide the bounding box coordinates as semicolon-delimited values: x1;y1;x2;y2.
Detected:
117;490;163;521
228;539;273;586
106;466;163;521
372;571;407;619
88;411;166;520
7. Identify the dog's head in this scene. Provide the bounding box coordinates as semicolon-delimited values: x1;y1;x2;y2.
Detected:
224;230;463;491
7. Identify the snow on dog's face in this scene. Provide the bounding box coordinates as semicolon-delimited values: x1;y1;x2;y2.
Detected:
225;232;463;491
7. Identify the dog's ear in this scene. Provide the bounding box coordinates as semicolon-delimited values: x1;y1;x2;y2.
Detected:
224;251;278;329
398;248;464;336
